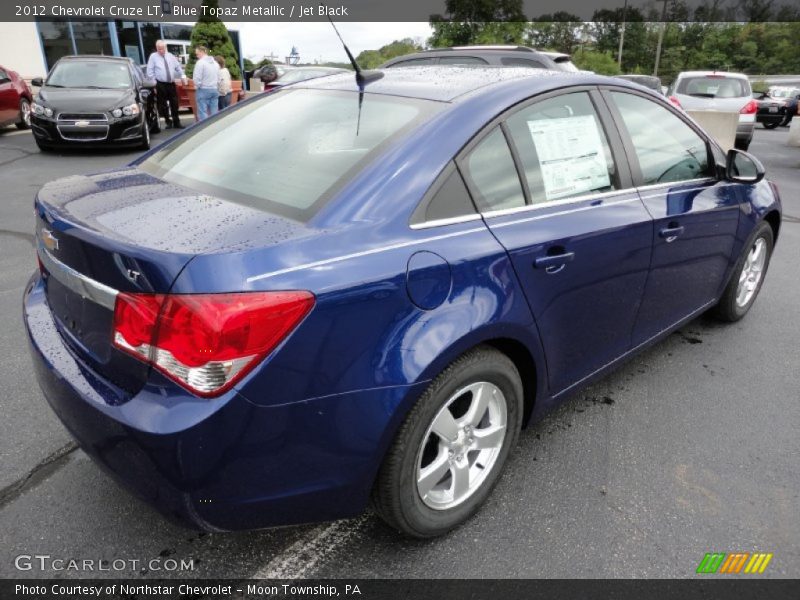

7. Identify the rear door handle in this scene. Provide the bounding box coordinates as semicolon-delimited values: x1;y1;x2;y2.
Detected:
659;224;685;242
534;251;575;274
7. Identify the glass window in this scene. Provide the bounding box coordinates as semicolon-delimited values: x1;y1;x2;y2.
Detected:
47;59;132;89
676;76;749;99
505;92;618;203
500;57;546;69
71;22;113;56
0;68;9;81
414;166;476;223
38;20;73;72
389;58;437;67
116;21;143;64
139;23;161;62
140;89;442;222
461;128;525;212
439;56;488;66
610;92;711;185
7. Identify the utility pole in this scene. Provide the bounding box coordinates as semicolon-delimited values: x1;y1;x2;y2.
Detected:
653;0;669;76
618;0;628;69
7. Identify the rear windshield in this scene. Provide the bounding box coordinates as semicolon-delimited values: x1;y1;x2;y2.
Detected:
676;76;750;98
139;89;441;221
48;60;131;89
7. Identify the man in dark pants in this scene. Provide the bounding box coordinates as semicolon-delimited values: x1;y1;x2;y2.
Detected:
146;40;187;129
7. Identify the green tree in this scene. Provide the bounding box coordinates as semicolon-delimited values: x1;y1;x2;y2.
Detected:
429;0;527;47
528;12;582;54
355;38;424;69
572;49;621;75
185;0;241;79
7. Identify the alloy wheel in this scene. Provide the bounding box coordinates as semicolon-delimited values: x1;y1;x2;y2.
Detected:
736;238;767;308
416;381;507;510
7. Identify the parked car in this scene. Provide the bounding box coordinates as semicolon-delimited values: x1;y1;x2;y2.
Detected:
616;74;663;93
25;67;781;537
752;91;789;129
381;45;578;72
29;55;158;151
261;66;348;92
767;86;800;126
0;64;33;130
667;71;756;150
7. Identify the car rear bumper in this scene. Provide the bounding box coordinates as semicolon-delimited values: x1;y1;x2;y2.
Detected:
30;113;145;147
736;121;755;142
23;273;420;531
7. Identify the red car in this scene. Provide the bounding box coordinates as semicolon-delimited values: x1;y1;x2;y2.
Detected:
0;64;33;130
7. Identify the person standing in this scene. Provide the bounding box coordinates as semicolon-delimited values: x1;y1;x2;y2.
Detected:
146;40;186;129
215;55;233;110
193;46;220;121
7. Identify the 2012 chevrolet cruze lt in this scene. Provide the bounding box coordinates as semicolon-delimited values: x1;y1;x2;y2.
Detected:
24;67;781;537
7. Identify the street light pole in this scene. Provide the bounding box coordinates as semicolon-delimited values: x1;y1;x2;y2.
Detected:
618;0;628;69
653;0;668;77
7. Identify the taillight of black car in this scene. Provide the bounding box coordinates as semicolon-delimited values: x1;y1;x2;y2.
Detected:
112;291;315;397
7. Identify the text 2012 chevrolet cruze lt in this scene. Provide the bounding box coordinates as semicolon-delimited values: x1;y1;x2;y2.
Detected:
24;67;781;537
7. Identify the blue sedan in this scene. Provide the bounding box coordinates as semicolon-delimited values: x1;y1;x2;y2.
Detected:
24;67;781;537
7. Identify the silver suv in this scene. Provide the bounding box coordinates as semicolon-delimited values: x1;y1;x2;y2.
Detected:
380;45;578;73
667;71;756;150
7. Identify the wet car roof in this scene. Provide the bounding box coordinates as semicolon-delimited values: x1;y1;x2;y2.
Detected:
296;66;604;102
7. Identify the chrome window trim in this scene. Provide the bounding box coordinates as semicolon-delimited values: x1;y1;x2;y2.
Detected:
482;188;629;219
409;213;483;230
37;245;119;310
635;177;716;193
490;197;641;229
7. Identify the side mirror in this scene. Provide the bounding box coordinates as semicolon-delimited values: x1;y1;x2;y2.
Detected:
31;77;44;87
726;149;765;184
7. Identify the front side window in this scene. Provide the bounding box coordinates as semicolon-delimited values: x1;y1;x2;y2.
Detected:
461;127;525;212
140;89;441;221
505;92;619;203
610;92;711;185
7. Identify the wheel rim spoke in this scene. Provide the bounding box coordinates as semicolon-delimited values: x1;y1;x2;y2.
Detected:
472;424;506;450
451;460;470;500
417;449;451;499
463;382;491;427
431;407;459;443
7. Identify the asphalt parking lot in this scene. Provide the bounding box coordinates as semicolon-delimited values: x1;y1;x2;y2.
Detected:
0;121;798;580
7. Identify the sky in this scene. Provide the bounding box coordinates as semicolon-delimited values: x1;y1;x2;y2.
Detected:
234;22;434;64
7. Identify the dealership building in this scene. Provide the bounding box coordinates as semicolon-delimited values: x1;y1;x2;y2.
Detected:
0;20;243;79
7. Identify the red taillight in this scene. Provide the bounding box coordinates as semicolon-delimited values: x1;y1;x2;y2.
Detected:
113;291;315;397
740;100;758;115
668;96;682;108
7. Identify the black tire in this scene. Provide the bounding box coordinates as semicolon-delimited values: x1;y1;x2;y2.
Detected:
139;119;151;151
711;221;774;322
781;115;793;127
762;121;780;129
35;138;52;152
372;345;523;538
15;98;31;130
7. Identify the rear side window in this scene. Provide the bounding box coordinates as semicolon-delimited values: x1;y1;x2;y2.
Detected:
140;89;441;221
439;56;488;66
610;92;711;185
412;164;476;224
389;58;438;67
461;128;525;212
505;92;619;203
500;57;546;69
676;76;750;98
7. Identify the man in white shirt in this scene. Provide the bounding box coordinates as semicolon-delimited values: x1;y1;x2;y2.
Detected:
146;40;187;129
193;46;220;121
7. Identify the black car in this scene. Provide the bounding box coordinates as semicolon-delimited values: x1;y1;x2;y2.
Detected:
30;56;158;152
768;86;800;126
380;45;578;72
616;74;663;94
752;91;789;129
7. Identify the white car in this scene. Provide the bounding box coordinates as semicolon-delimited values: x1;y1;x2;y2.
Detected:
667;71;757;151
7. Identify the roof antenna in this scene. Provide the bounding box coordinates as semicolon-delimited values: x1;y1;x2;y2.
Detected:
327;17;383;88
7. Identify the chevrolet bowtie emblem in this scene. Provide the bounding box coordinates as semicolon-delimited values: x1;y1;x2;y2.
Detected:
41;229;59;251
74;120;90;127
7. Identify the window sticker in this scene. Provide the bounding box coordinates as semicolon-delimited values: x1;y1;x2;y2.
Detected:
527;115;611;201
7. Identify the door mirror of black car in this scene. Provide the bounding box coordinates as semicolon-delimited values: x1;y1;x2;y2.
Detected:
31;77;44;87
726;149;765;184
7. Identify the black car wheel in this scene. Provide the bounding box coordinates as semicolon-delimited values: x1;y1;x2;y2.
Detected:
139;119;151;151
762;121;780;129
780;115;793;127
372;346;523;538
16;99;31;130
